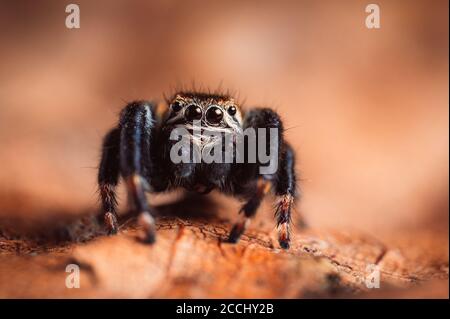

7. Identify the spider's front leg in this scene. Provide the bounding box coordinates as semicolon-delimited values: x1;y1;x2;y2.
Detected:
119;101;158;243
98;101;158;243
227;108;299;249
98;127;121;234
272;142;298;249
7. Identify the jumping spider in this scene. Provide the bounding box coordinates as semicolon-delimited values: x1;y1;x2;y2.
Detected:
98;91;299;249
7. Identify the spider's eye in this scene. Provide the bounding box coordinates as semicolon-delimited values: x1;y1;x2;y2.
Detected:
185;104;203;121
171;101;183;112
206;106;224;125
227;106;237;116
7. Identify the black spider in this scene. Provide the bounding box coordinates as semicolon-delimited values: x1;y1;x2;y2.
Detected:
98;91;300;249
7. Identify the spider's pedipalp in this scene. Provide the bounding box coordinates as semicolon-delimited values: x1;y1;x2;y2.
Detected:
228;179;271;243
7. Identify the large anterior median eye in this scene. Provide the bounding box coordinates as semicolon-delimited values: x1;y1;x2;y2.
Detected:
185;104;203;121
205;106;224;125
171;101;183;112
227;105;237;116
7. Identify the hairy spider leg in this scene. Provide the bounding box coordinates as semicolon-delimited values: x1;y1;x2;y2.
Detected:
227;108;300;249
119;101;157;243
272;143;298;249
98;127;121;234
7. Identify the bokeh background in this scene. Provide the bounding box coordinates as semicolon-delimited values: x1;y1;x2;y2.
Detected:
0;0;448;254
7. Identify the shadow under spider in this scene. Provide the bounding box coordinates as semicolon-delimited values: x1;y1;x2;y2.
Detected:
151;191;221;220
0;192;224;251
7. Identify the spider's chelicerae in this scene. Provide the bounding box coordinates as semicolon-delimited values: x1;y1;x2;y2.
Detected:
98;91;299;249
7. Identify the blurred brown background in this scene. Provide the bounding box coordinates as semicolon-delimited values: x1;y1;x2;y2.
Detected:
0;0;448;297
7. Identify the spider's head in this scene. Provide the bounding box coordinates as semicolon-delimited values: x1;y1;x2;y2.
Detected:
162;92;243;169
164;92;243;133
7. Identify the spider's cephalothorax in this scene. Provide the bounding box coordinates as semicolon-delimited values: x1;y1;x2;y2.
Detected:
98;91;300;249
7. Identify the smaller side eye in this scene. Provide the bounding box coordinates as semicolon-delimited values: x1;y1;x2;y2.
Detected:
227;105;237;116
171;101;183;112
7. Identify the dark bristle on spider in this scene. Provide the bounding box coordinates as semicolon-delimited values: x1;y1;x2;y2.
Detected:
97;91;301;249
